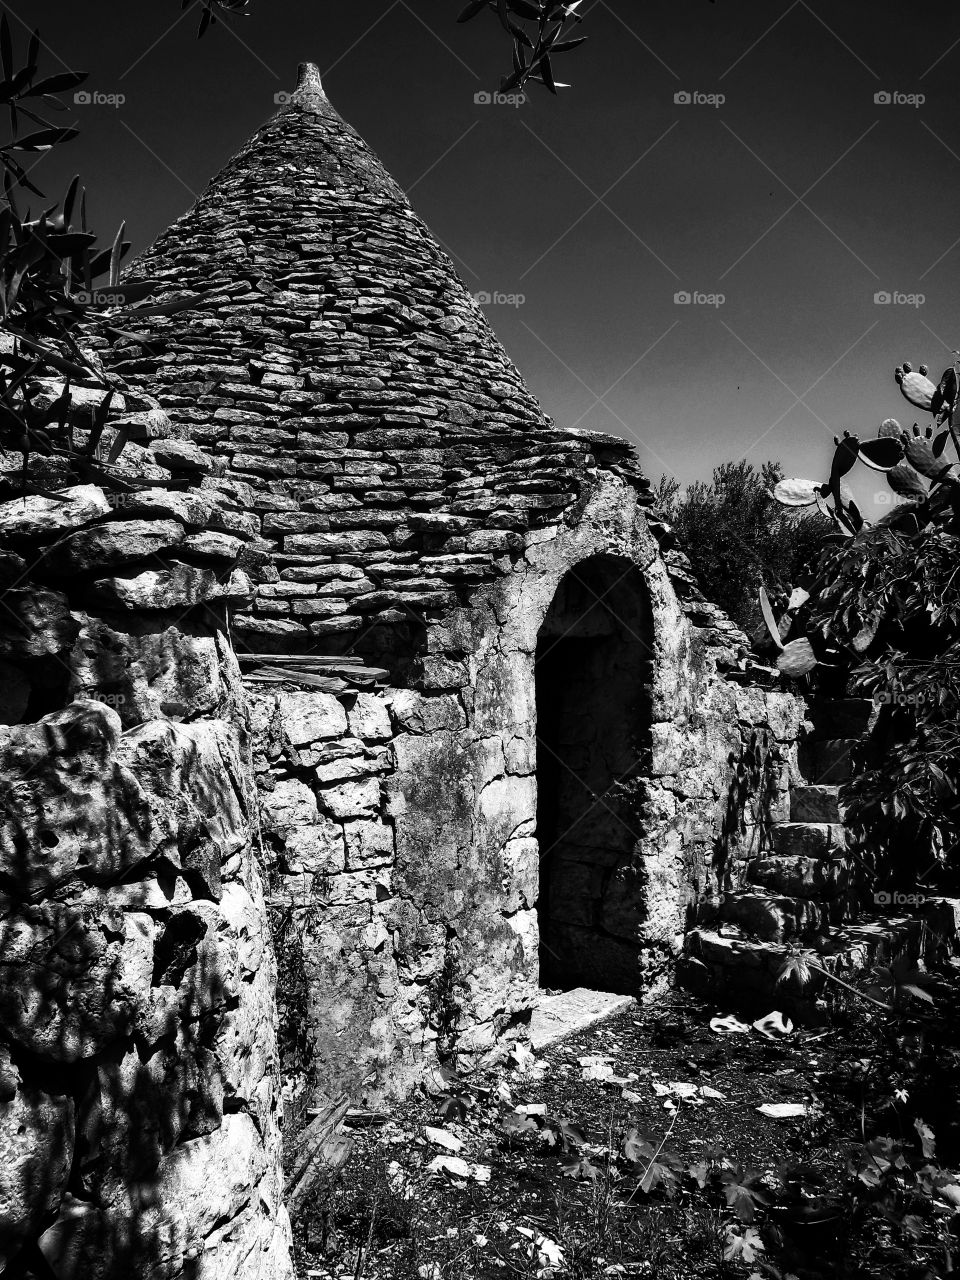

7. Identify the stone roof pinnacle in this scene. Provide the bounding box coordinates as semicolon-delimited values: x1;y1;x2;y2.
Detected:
294;62;325;100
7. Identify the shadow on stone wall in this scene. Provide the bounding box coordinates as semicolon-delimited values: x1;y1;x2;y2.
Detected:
0;702;287;1280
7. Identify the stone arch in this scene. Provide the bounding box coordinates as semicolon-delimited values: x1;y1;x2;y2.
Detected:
463;474;691;1017
535;553;654;991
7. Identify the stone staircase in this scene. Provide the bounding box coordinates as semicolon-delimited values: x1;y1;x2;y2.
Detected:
684;697;932;1019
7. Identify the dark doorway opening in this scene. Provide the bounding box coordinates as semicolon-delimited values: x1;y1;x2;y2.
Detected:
535;556;653;993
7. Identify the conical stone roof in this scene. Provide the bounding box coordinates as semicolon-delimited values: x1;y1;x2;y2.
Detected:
106;63;648;652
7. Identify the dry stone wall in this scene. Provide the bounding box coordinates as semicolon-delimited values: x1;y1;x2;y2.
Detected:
0;373;291;1279
243;471;803;1117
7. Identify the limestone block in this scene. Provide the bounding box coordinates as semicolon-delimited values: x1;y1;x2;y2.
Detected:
348;692;393;742
212;956;278;1119
650;722;688;776
149;438;213;473
344;820;395;869
54;519;187;571
419;656;470;691
0;484;110;539
0;587;80;659
474;736;506;790
70;617;234;726
105;488;214;527
318;778;381;820
276;691;348;745
263;778;318;830
90;564;252;611
313;753;371;784
387;690;466;734
118;719;250;856
281;818;345;875
326;869;390;906
181;530;244;560
107;407;173;441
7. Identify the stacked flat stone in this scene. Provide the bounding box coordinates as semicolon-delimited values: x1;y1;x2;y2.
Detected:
0;369;293;1278
103;63;651;655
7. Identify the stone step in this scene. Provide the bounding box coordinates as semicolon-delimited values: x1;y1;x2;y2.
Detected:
748;855;851;899
682;915;926;1014
800;738;859;784
790;784;841;824
717;890;835;943
806;698;876;741
768;822;848;859
530;987;636;1051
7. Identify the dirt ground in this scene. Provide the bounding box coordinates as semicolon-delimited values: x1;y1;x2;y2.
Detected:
294;985;960;1280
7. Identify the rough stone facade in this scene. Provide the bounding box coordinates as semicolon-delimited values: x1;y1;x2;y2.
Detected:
246;471;802;1119
0;370;292;1278
0;61;806;1280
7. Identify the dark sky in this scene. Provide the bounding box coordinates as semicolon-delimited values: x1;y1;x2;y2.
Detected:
12;1;960;511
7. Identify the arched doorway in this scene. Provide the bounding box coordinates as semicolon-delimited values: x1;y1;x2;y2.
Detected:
535;556;653;992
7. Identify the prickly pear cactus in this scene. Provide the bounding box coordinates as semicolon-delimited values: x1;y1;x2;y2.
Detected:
760;354;960;677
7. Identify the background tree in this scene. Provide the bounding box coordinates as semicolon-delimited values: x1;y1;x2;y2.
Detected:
654;460;829;637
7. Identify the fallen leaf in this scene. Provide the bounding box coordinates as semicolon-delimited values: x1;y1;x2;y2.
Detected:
752;1010;794;1039
710;1014;751;1035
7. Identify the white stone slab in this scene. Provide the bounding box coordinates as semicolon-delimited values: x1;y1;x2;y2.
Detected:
529;987;636;1051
